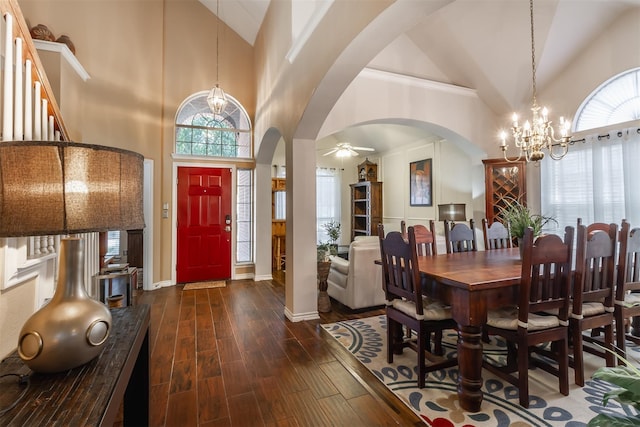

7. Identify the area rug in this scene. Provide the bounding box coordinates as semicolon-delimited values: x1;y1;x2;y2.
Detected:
322;315;640;427
182;280;226;290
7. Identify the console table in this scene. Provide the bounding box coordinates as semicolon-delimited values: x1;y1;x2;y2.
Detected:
0;304;150;426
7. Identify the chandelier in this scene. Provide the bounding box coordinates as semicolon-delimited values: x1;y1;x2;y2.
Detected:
500;0;572;162
207;0;228;114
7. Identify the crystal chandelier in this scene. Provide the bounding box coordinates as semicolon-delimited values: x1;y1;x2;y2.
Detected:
207;0;228;114
499;0;572;162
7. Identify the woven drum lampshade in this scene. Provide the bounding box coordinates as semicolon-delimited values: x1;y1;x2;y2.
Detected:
438;203;466;222
0;140;144;373
0;141;144;236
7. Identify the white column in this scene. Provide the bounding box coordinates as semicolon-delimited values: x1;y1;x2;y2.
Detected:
284;137;320;321
254;161;275;281
2;13;13;141
13;37;22;140
33;81;41;139
24;59;32;140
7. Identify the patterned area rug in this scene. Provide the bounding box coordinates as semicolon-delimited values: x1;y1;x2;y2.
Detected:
182;280;226;290
322;315;640;427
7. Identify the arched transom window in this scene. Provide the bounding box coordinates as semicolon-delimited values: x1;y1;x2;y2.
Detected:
175;92;252;158
574;67;640;132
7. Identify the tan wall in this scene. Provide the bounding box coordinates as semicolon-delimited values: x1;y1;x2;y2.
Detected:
0;276;36;357
19;0;255;284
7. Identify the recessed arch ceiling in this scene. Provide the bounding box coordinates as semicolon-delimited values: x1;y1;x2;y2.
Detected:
202;0;640;154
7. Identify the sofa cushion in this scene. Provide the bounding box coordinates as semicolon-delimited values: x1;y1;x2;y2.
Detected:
328;255;349;275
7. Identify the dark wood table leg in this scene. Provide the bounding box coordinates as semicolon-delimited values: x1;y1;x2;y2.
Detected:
456;324;484;412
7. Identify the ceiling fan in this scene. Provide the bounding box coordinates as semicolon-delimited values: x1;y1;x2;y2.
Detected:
322;142;375;157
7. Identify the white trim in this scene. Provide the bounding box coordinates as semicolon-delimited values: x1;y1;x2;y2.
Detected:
143;159;154;291
153;280;172;289
253;274;272;281
6;252;56;289
284;306;319;322
359;67;477;98
32;40;90;81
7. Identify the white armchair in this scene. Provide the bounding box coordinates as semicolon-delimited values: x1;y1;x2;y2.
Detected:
326;236;385;310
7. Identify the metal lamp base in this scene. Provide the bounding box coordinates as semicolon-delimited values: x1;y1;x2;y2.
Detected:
17;238;112;373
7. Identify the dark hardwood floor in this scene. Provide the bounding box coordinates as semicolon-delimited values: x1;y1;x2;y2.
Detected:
134;271;423;426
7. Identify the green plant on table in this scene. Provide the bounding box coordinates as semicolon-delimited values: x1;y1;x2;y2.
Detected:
497;197;556;239
317;242;337;262
322;221;341;246
588;349;640;426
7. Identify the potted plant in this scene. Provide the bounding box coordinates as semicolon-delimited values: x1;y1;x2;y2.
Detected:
317;242;335;262
323;221;341;251
588;351;640;426
498;197;556;241
316;242;336;312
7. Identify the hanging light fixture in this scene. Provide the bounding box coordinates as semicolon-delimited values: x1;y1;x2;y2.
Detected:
207;0;228;114
499;0;572;162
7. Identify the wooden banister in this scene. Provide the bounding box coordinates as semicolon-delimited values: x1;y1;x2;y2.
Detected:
0;0;69;141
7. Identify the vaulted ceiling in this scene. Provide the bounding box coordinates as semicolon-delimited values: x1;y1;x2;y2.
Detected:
201;0;640;155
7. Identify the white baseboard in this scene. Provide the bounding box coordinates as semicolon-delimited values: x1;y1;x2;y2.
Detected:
152;280;172;289
284;307;319;322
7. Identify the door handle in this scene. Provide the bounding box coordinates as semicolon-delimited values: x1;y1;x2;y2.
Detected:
225;225;231;232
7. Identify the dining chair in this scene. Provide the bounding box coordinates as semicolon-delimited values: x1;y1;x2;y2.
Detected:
377;224;457;388
614;220;640;362
413;221;438;256
570;222;618;386
483;226;574;408
444;219;477;253
482;218;513;250
412;220;444;352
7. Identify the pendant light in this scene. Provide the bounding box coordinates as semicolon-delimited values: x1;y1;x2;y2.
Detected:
207;0;228;114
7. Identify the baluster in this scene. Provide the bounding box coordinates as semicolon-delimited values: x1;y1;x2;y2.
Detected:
33;235;41;255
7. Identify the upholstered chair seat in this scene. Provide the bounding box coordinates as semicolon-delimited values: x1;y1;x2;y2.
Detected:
487;306;561;331
390;297;451;321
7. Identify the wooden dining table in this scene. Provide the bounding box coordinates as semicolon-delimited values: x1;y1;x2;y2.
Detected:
417;247;522;412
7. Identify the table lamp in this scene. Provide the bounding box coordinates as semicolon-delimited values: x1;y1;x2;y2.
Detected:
438;203;466;222
0;141;144;373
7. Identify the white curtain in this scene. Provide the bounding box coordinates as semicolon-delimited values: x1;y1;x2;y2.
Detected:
316;167;342;244
541;126;640;233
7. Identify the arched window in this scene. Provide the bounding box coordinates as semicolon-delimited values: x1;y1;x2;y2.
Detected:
574;67;640;132
542;68;640;233
174;92;254;265
175;92;252;158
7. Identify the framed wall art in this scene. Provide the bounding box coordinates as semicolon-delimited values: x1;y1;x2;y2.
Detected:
409;158;432;206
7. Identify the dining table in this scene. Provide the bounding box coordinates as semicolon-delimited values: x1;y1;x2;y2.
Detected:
417;247;523;412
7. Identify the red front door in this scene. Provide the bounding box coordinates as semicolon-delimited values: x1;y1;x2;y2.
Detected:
177;167;232;283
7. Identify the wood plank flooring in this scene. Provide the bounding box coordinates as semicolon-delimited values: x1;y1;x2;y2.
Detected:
134;273;423;426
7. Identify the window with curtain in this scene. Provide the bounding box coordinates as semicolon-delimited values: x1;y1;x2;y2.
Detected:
106;230;121;257
541;67;640;233
316;168;341;244
541;128;640;233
